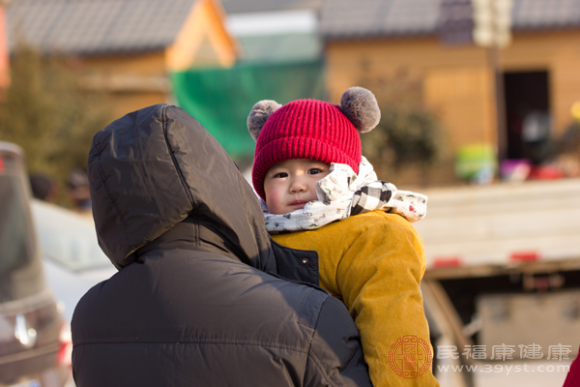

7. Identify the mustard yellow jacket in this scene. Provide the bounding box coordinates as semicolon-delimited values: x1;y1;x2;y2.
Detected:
273;211;439;387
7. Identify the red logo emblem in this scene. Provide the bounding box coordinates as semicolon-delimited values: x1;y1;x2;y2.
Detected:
388;335;433;379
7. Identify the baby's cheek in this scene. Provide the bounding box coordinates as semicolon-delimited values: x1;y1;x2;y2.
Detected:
265;188;284;213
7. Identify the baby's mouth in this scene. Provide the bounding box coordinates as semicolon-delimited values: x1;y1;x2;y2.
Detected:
289;200;307;207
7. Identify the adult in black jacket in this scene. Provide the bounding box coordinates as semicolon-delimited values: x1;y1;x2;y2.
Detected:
71;104;372;387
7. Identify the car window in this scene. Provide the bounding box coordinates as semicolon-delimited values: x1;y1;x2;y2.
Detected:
0;145;46;303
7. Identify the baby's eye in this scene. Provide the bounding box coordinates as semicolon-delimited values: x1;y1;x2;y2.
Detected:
308;168;323;175
273;172;288;178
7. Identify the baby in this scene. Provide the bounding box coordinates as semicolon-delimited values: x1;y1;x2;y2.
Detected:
248;87;439;387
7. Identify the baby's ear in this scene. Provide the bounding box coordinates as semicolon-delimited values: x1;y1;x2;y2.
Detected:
340;87;381;133
247;100;282;141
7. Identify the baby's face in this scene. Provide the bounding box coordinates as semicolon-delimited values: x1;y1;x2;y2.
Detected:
263;159;330;215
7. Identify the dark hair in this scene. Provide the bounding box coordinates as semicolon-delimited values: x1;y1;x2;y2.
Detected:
29;174;55;200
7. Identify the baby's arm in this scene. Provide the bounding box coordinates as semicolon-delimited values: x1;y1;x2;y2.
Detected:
336;213;439;387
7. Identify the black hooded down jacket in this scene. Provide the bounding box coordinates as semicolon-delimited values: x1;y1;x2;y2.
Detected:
71;104;372;387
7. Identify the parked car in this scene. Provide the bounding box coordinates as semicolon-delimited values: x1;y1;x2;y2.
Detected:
30;199;116;323
0;142;70;387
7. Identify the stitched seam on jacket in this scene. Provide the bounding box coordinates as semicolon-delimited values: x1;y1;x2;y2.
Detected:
161;105;195;207
94;139;132;250
301;301;316;386
297;287;315;328
296;289;318;384
194;208;200;248
307;351;343;387
73;340;308;353
343;343;359;374
306;298;346;387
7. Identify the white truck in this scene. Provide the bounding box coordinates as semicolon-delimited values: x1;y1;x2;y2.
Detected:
414;178;580;387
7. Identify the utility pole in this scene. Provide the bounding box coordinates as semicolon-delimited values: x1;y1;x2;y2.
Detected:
472;0;513;162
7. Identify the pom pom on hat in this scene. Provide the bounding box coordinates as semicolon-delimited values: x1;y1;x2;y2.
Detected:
247;100;282;141
340;87;381;133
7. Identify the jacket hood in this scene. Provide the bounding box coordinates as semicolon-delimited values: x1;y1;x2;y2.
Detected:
88;104;275;270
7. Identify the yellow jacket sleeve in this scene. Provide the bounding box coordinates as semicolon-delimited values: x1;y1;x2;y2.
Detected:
273;211;439;387
336;212;437;387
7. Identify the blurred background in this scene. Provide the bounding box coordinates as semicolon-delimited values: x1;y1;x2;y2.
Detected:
1;0;580;386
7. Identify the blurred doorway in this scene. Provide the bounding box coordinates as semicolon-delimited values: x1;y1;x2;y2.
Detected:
503;71;551;161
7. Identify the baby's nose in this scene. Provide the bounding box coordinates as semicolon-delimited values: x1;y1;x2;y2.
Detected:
289;177;308;192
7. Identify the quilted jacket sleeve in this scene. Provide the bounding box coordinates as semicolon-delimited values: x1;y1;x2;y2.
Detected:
303;297;372;387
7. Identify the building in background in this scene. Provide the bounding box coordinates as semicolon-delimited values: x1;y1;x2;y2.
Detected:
320;0;580;184
6;0;238;119
171;0;326;161
222;0;323;64
8;0;579;177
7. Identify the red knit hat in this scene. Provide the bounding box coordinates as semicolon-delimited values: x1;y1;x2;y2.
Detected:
248;87;381;200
